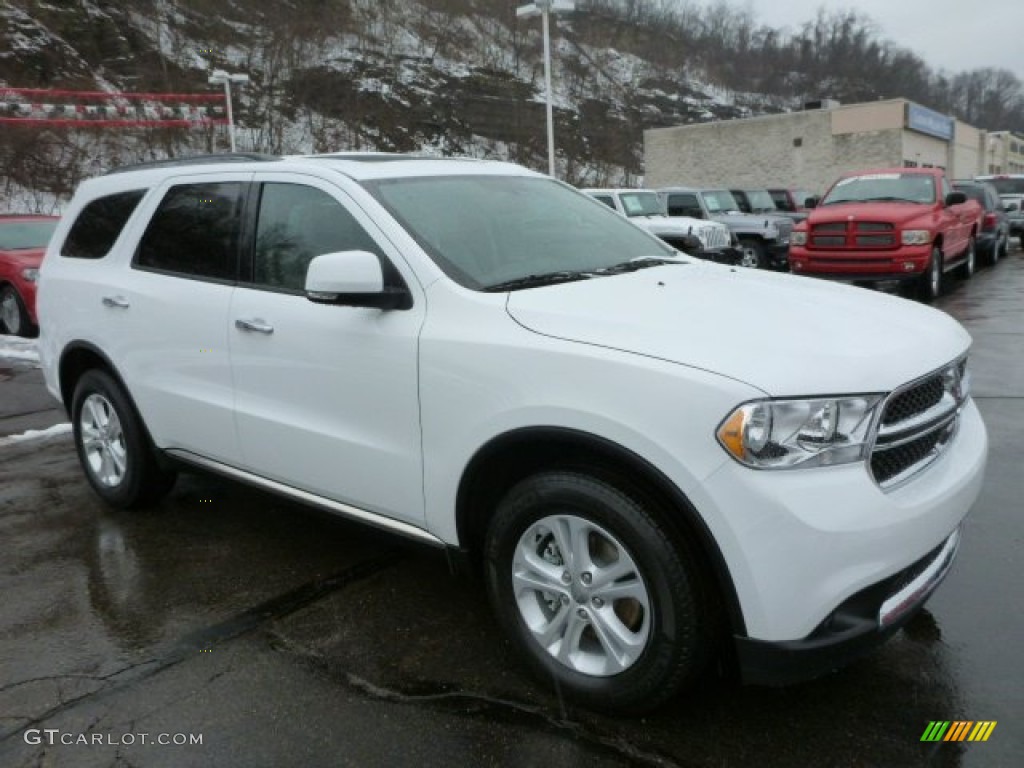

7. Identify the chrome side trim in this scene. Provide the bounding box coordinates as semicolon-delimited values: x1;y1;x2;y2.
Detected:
879;527;960;627
166;449;445;547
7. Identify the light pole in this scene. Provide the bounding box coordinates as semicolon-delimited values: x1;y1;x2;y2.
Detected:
517;1;574;177
207;69;249;153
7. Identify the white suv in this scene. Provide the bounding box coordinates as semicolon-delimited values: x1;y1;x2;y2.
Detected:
39;153;987;712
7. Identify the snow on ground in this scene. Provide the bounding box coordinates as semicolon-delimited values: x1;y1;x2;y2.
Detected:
0;335;40;364
0;422;71;447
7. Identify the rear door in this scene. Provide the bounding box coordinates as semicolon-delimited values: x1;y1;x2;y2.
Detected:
116;173;248;463
228;172;426;524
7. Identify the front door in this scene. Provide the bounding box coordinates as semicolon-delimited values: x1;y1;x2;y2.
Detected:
228;174;425;524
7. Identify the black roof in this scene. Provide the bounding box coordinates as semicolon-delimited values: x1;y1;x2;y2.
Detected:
103;153;281;175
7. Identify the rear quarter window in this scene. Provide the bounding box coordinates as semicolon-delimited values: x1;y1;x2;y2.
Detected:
60;190;146;259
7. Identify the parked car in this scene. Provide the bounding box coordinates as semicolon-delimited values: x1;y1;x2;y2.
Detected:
657;187;794;270
582;188;741;265
730;187;807;223
975;174;1024;248
768;187;815;215
0;214;60;336
789;169;984;302
953;180;1010;264
39;153;986;713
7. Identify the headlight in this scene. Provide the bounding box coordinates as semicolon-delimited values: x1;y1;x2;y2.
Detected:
791;231;807;246
717;395;884;469
901;230;931;246
21;268;39;282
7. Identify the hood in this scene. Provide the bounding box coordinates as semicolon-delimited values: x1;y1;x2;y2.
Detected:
631;217;696;236
505;262;970;396
712;211;790;230
806;202;933;227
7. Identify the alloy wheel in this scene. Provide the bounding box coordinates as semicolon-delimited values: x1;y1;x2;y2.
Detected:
1;289;22;335
512;514;651;676
79;393;128;487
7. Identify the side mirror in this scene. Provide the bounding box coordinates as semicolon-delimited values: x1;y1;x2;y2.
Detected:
305;250;410;310
804;196;819;209
1005;202;1020;212
944;192;967;207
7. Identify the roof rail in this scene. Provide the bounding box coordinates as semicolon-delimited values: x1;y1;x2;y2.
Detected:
103;153;281;175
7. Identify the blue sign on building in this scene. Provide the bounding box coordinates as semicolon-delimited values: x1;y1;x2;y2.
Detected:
906;103;955;141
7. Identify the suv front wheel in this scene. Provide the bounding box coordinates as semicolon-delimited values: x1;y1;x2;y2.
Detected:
484;472;709;713
71;369;176;509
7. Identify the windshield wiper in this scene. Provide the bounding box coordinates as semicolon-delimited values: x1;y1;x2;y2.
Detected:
483;271;592;292
591;256;685;275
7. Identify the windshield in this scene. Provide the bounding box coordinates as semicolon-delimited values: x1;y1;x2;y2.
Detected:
700;190;741;213
822;173;936;205
742;190;778;212
0;220;58;250
365;175;675;290
984;177;1024;195
618;192;663;217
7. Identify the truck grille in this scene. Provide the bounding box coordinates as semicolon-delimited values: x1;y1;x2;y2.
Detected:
701;225;730;249
811;221;896;249
869;360;968;489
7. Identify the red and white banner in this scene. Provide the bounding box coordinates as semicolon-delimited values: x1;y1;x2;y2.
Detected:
0;87;230;128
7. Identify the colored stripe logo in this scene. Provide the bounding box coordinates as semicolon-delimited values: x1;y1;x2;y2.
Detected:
921;721;997;742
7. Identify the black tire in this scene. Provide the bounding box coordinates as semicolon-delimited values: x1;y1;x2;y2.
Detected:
918;246;943;303
988;234;1003;266
0;284;35;337
736;238;767;269
71;369;176;509
484;472;710;713
957;236;976;279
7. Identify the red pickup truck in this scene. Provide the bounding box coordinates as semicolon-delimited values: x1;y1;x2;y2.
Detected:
789;168;983;302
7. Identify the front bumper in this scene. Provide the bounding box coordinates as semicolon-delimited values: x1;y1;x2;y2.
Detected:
736;526;960;685
692;397;986;680
789;244;931;282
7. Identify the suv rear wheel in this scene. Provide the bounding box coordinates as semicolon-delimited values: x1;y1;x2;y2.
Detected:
484;472;709;713
71;369;176;509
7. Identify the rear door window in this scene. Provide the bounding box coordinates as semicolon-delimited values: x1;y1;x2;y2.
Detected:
134;183;244;281
61;190;146;259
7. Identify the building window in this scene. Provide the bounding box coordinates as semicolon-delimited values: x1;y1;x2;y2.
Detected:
904;160;918;168
792;137;803;148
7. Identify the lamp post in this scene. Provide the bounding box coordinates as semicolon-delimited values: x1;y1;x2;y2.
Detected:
516;1;574;177
207;69;249;153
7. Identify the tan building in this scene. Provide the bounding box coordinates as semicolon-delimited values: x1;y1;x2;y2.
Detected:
644;98;988;194
985;131;1024;174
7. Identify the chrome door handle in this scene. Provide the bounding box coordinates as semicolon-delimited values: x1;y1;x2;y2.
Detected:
102;295;130;309
235;318;274;335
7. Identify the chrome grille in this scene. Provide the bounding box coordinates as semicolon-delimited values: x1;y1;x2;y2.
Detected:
870;359;968;490
882;376;944;426
703;225;730;249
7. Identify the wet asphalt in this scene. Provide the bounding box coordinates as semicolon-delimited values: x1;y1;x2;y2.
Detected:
1;248;1022;767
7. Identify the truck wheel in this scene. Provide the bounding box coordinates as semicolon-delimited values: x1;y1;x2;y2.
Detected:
918;247;943;303
71;369;177;509
958;237;976;279
737;239;766;269
483;472;710;713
